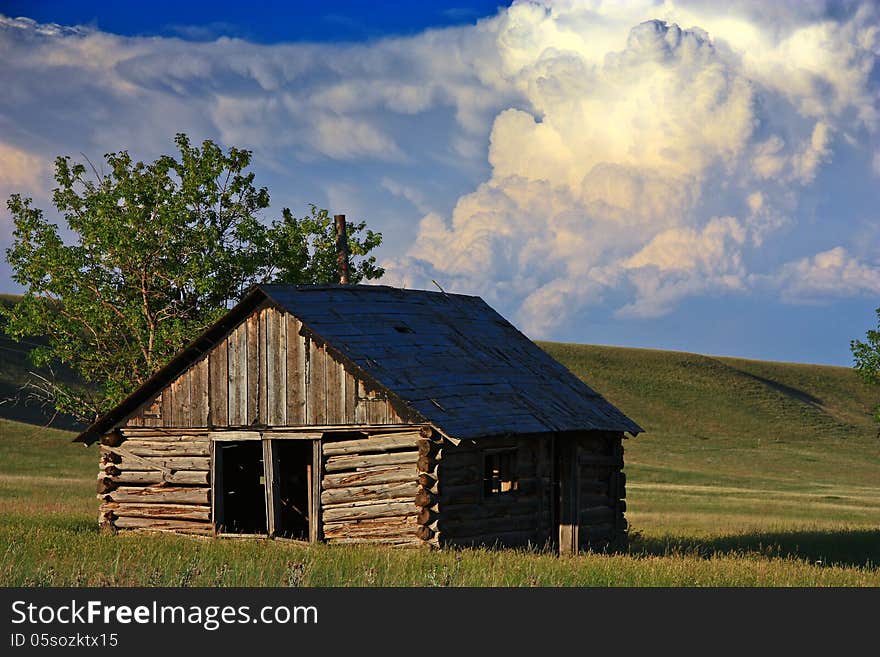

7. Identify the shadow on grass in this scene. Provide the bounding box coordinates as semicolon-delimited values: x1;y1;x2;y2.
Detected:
629;528;880;568
1;514;99;535
725;366;823;408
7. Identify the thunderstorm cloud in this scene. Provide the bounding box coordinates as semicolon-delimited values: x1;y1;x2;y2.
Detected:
1;2;878;343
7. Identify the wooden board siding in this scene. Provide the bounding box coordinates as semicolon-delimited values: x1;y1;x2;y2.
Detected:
124;304;403;429
97;428;213;535
434;434;554;549
319;430;422;546
574;431;627;551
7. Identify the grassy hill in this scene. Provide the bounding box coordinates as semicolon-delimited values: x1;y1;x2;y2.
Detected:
1;312;879;584
541;343;880;536
0;294;82;429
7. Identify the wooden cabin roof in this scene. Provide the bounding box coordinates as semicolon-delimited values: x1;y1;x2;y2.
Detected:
75;284;641;444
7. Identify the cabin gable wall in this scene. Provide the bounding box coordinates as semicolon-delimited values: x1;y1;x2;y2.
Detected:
124;303;403;430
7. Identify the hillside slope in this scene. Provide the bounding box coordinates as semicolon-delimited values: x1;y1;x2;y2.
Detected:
541;342;880;534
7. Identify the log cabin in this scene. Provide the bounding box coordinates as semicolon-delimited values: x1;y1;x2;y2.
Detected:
75;284;642;553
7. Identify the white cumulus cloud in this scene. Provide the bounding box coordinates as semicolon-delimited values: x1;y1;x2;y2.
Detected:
385;1;880;334
775;246;880;302
1;1;879;339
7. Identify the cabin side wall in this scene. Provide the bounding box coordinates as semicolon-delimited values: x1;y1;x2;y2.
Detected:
124;304;403;430
98;425;436;540
97;428;213;535
430;434;554;549
429;431;627;551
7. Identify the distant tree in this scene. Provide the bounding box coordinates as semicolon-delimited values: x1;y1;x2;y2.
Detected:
851;307;880;425
2;134;383;423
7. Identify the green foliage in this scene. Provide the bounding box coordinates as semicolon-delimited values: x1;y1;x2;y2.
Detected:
851;307;880;422
2;134;383;421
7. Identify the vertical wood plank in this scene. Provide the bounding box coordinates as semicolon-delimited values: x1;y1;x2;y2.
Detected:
267;308;287;425
263;439;279;537
279;311;288;425
310;438;322;543
265;307;275;423
191;357;209;426
325;355;341;423
228;323;247;426
171;372;192;427
247;312;260;425
342;370;356;423
308;339;326;424
161;388;173;428
286;316;305;424
354;379;367;424
226;326;239;425
365;389;385;425
259;308;269;424
208;337;228;427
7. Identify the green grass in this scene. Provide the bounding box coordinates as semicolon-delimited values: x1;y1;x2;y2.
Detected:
1;343;880;586
540;343;880;539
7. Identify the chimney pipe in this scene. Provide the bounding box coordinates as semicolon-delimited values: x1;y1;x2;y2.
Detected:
334;214;350;285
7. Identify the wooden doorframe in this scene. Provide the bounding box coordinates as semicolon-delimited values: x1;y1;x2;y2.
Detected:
210;434;268;537
210;431;322;542
265;435;322;543
310;437;322;543
263;439;280;537
210;439;223;536
555;437;578;555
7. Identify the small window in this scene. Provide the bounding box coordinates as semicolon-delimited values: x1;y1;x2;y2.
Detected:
143;394;162;419
483;449;518;496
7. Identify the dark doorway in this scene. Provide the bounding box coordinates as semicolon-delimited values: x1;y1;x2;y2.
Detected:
554;437;577;554
275;440;313;540
215;441;267;534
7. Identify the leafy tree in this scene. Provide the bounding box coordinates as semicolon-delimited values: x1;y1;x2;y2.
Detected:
3;134;383;422
852;308;880;424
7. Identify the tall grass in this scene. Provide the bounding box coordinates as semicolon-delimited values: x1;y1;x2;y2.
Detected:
2;517;879;587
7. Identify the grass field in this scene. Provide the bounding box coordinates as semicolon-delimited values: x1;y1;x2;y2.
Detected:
1;342;879;586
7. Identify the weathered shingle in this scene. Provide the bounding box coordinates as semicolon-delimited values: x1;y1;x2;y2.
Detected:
260;284;642;440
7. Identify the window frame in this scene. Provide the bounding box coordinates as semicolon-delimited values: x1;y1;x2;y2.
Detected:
482;447;519;499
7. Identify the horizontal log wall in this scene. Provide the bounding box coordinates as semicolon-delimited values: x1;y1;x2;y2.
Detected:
574;431;627;551
125;304;403;429
97;428;213;535
434;434;553;549
320;429;423;546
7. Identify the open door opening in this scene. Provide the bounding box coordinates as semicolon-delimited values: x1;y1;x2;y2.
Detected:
554;437;577;555
215;441;267;535
275;440;313;540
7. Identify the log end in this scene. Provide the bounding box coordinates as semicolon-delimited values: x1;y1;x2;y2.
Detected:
96;476;118;494
416;507;437;526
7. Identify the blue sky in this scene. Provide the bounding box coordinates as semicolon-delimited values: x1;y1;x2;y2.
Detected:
0;1;878;366
0;1;511;42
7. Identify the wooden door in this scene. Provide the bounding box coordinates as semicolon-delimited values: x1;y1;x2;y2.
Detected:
555;438;578;555
263;439;281;537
